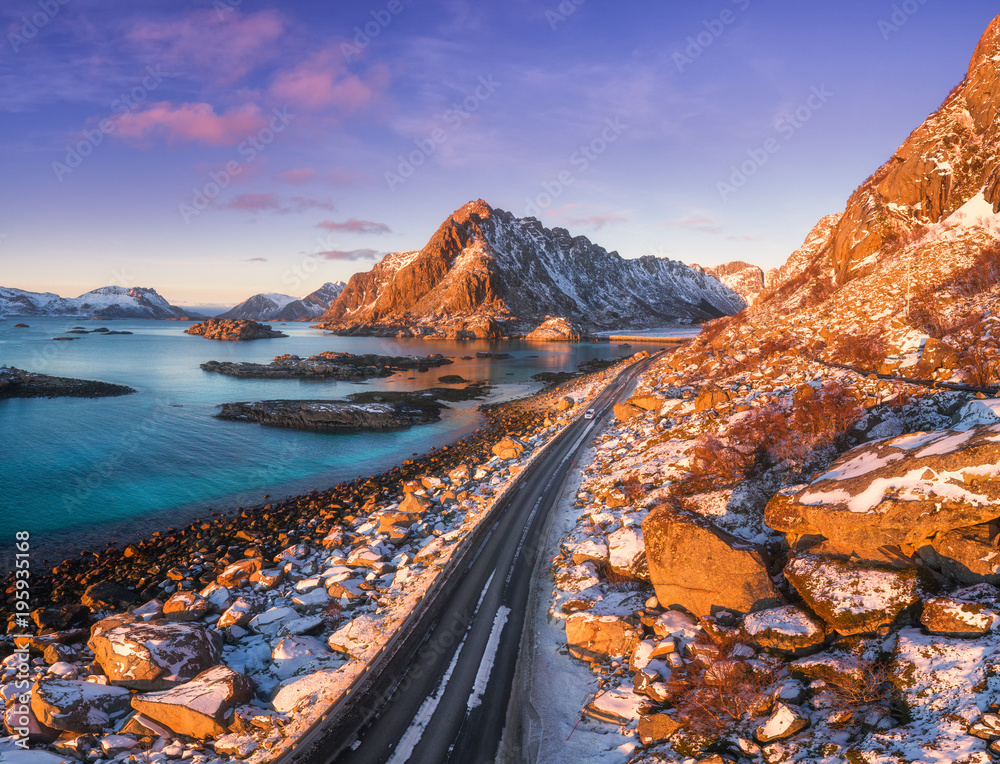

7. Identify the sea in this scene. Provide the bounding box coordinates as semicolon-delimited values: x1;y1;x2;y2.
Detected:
0;317;633;569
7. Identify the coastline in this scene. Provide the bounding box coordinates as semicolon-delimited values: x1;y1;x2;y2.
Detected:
0;370;604;625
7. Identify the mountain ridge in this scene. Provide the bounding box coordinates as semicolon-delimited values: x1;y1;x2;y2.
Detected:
317;200;745;338
217;283;346;321
0;285;197;319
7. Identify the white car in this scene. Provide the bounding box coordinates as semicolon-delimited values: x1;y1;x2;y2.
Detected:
584;409;595;420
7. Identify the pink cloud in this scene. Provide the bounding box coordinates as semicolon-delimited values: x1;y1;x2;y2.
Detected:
127;10;286;86
663;216;723;234
319;249;381;261
325;168;367;185
276;168;317;184
566;214;627;230
317;219;391;235
115;102;268;145
270;48;390;112
222;193;281;212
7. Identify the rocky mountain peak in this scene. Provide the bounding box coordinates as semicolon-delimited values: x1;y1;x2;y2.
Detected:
319;200;744;338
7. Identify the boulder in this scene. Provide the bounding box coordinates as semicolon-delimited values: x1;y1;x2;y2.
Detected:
81;581;141;612
565;613;641;663
88;621;221;690
613;403;643;422
271;635;330;679
99;735;139;756
30;680;132;733
913;338;960;376
556;396;575;411
755;703;809;743
740;605;827;655
628;395;664;412
582;687;651;724
216;558;262;588
924;524;1000;585
397;492;430;515
637;712;683;746
492;437;525;460
162;591;213;622
607;526;648;580
131;665;255;739
641;506;781;617
694;386;731;412
920;596;996;637
247;606;297;637
766;426;1000;567
217;597;262;630
784;555;920;635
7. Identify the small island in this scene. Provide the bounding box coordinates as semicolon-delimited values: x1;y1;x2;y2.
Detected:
200;351;454;381
0;366;135;399
215;383;490;432
185;318;287;341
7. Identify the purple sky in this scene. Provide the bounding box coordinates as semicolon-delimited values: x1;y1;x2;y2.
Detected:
1;1;996;308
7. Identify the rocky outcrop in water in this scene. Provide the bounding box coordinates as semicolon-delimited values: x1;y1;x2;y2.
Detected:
185;319;287;341
200;351;452;380
0;367;135;399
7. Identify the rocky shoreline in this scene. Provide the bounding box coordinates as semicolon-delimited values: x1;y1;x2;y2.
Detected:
200;351;454;380
0;367;135;399
0;361;625;763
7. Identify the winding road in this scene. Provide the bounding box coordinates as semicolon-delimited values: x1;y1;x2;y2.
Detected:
281;352;660;764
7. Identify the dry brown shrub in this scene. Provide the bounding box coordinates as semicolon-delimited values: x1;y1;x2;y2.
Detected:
621;472;645;503
592;559;648;593
665;632;777;734
962;346;1000;389
833;333;890;370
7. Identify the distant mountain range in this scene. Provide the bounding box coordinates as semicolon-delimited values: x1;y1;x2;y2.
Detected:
218;282;346;321
0;286;196;319
316;200;745;338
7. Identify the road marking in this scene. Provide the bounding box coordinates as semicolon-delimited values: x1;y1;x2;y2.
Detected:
476;570;496;613
466;606;511;712
388;633;470;764
506;503;543;584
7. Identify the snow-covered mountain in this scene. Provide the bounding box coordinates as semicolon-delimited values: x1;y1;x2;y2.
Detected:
317;200;744;337
0;286;194;319
219;282;346;321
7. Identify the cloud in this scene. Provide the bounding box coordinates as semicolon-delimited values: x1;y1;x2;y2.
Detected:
221;193;280;212
564;214;627;230
276;168;316;184
242;257;268;262
663;216;724;235
324;168;367;185
126;10;286;86
317;219;392;235
114;102;267;145
219;194;336;214
318;249;381;261
548;204;626;231
269;47;390;112
727;234;763;242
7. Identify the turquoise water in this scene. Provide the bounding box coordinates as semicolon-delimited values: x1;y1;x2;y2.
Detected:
0;318;627;566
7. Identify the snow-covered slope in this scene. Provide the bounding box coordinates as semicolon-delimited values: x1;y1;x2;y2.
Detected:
218;293;298;320
318;201;745;336
0;286;192;319
220;283;347;321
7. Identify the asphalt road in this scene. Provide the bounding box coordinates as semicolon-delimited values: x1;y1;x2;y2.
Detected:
285;353;659;764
